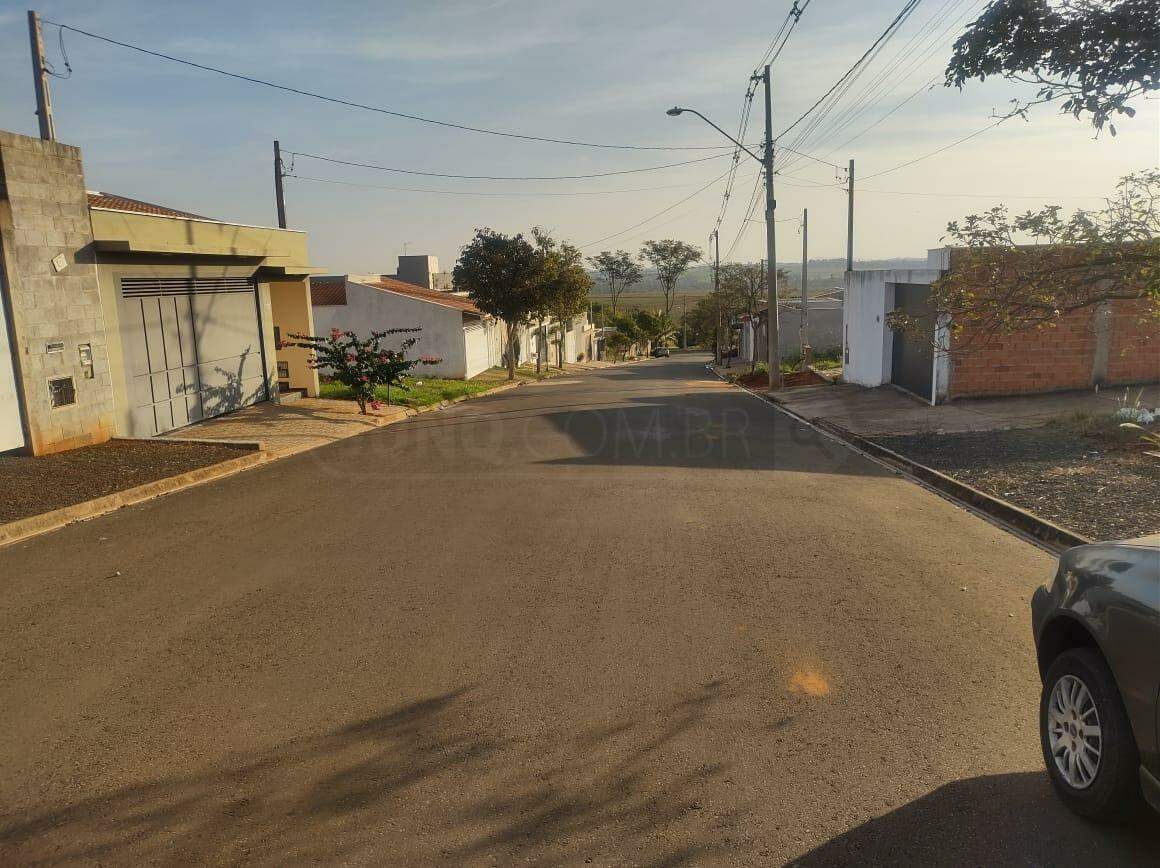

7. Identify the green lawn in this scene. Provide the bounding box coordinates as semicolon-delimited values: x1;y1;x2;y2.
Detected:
319;365;566;408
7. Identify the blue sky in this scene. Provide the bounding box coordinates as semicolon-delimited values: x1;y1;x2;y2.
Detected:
1;0;1155;273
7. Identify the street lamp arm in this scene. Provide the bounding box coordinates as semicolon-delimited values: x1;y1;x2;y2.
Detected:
667;107;764;166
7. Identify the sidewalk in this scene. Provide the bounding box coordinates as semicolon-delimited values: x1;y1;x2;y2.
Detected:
771;382;1160;436
161;398;414;456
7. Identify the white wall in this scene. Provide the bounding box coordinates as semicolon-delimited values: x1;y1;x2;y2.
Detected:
843;269;943;387
464;318;503;378
312;281;468;379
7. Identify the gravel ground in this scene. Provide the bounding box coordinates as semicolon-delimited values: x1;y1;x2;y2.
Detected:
0;440;251;524
875;424;1160;541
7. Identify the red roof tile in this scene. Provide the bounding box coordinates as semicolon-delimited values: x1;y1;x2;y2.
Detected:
86;191;211;220
310;278;348;306
366;276;482;315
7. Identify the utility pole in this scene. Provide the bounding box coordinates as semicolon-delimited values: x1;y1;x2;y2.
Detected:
712;229;721;365
28;11;55;141
273;140;287;229
846;158;855;273
759;64;780;390
681;295;687;349
800;208;810;370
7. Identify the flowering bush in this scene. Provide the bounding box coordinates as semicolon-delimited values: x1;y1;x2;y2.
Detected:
284;328;440;413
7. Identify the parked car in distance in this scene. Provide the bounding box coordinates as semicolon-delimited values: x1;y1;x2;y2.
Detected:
1031;534;1159;820
651;346;670;357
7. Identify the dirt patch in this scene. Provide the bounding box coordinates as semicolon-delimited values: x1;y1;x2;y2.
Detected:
733;369;829;390
874;423;1160;541
0;440;252;524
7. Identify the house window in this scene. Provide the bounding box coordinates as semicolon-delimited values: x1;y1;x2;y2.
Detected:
48;376;76;408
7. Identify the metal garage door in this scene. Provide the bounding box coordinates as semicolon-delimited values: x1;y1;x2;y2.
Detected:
119;277;268;436
890;282;934;402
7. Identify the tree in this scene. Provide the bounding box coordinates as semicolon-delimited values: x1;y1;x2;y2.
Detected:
634;309;677;351
640;240;702;317
721;262;768;371
888;170;1159;347
945;0;1159;134
587;250;643;313
535;230;593;368
454;228;542;380
285;327;438;413
607;311;645;361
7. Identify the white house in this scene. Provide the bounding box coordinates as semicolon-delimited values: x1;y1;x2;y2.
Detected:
310;276;503;379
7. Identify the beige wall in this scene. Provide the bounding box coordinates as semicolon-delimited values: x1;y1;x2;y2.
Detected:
0;131;115;455
268;279;319;397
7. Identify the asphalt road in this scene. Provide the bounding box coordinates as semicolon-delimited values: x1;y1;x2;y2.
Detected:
1;354;1156;866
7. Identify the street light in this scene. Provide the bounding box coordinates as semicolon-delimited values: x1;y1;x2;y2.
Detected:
667;68;781;391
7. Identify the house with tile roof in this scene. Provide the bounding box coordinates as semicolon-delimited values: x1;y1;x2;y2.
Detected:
310;275;504;379
0;129;320;454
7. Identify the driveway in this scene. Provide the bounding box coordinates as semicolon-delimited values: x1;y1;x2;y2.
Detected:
1;354;1154;865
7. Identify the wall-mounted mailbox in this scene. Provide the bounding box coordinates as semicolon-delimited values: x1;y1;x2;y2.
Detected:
79;343;94;379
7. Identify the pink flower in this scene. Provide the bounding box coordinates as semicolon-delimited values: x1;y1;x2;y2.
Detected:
330;328;342;339
370;400;382;410
346;352;356;362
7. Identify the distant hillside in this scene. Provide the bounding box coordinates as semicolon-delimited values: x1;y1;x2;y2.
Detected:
587;257;928;299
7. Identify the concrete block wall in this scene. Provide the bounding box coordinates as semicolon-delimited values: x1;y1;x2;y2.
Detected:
0;131;114;453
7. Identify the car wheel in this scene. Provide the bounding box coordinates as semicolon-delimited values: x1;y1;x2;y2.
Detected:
1040;647;1141;820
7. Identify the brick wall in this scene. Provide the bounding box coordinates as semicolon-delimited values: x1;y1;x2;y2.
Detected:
1105;298;1160;386
0;131;115;454
949;301;1156;399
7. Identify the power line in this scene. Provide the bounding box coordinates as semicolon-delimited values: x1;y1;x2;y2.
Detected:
775;0;922;141
285;173;718;197
579;166;744;248
42;19;736;152
285;149;732;181
860;118;1006;180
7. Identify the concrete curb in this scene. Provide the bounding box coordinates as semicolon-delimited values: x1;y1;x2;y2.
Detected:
813;420;1092;552
0;450;270;550
708;365;1090;554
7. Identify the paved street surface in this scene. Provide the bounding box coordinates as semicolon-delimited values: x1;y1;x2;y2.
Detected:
1;354;1156;865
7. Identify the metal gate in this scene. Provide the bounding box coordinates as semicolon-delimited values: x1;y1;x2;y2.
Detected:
890;282;934;402
119;277;267;436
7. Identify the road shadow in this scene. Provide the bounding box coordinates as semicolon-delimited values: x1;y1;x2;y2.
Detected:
0;681;744;865
534;392;885;476
789;772;1160;867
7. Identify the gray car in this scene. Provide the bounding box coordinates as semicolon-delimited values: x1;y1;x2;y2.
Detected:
1031;534;1159;819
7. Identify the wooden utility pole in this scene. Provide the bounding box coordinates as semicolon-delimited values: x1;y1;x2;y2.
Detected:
273;140;287;228
28;11;55;141
800;207;810;370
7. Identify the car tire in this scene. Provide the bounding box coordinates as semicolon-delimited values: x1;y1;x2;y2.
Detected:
1040;647;1142;820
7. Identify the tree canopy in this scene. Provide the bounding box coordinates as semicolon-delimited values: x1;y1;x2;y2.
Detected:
889;169;1160;347
640;239;702;317
945;0;1158;133
587;250;643;312
536;230;593;367
454;228;543;378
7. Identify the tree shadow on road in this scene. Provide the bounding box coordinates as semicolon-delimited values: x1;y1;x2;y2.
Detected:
0;681;745;865
789;772;1160;867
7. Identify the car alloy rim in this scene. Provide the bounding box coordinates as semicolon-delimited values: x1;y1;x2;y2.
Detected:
1047;674;1103;790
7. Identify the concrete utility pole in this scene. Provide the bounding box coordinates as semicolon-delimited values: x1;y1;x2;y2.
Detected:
28;11;55;141
760;64;781;390
800;207;810;370
846;158;855;273
712;229;721;365
681;295;687;349
273;140;287;229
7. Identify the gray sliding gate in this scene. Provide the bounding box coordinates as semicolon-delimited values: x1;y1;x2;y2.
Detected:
119;277;267;436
